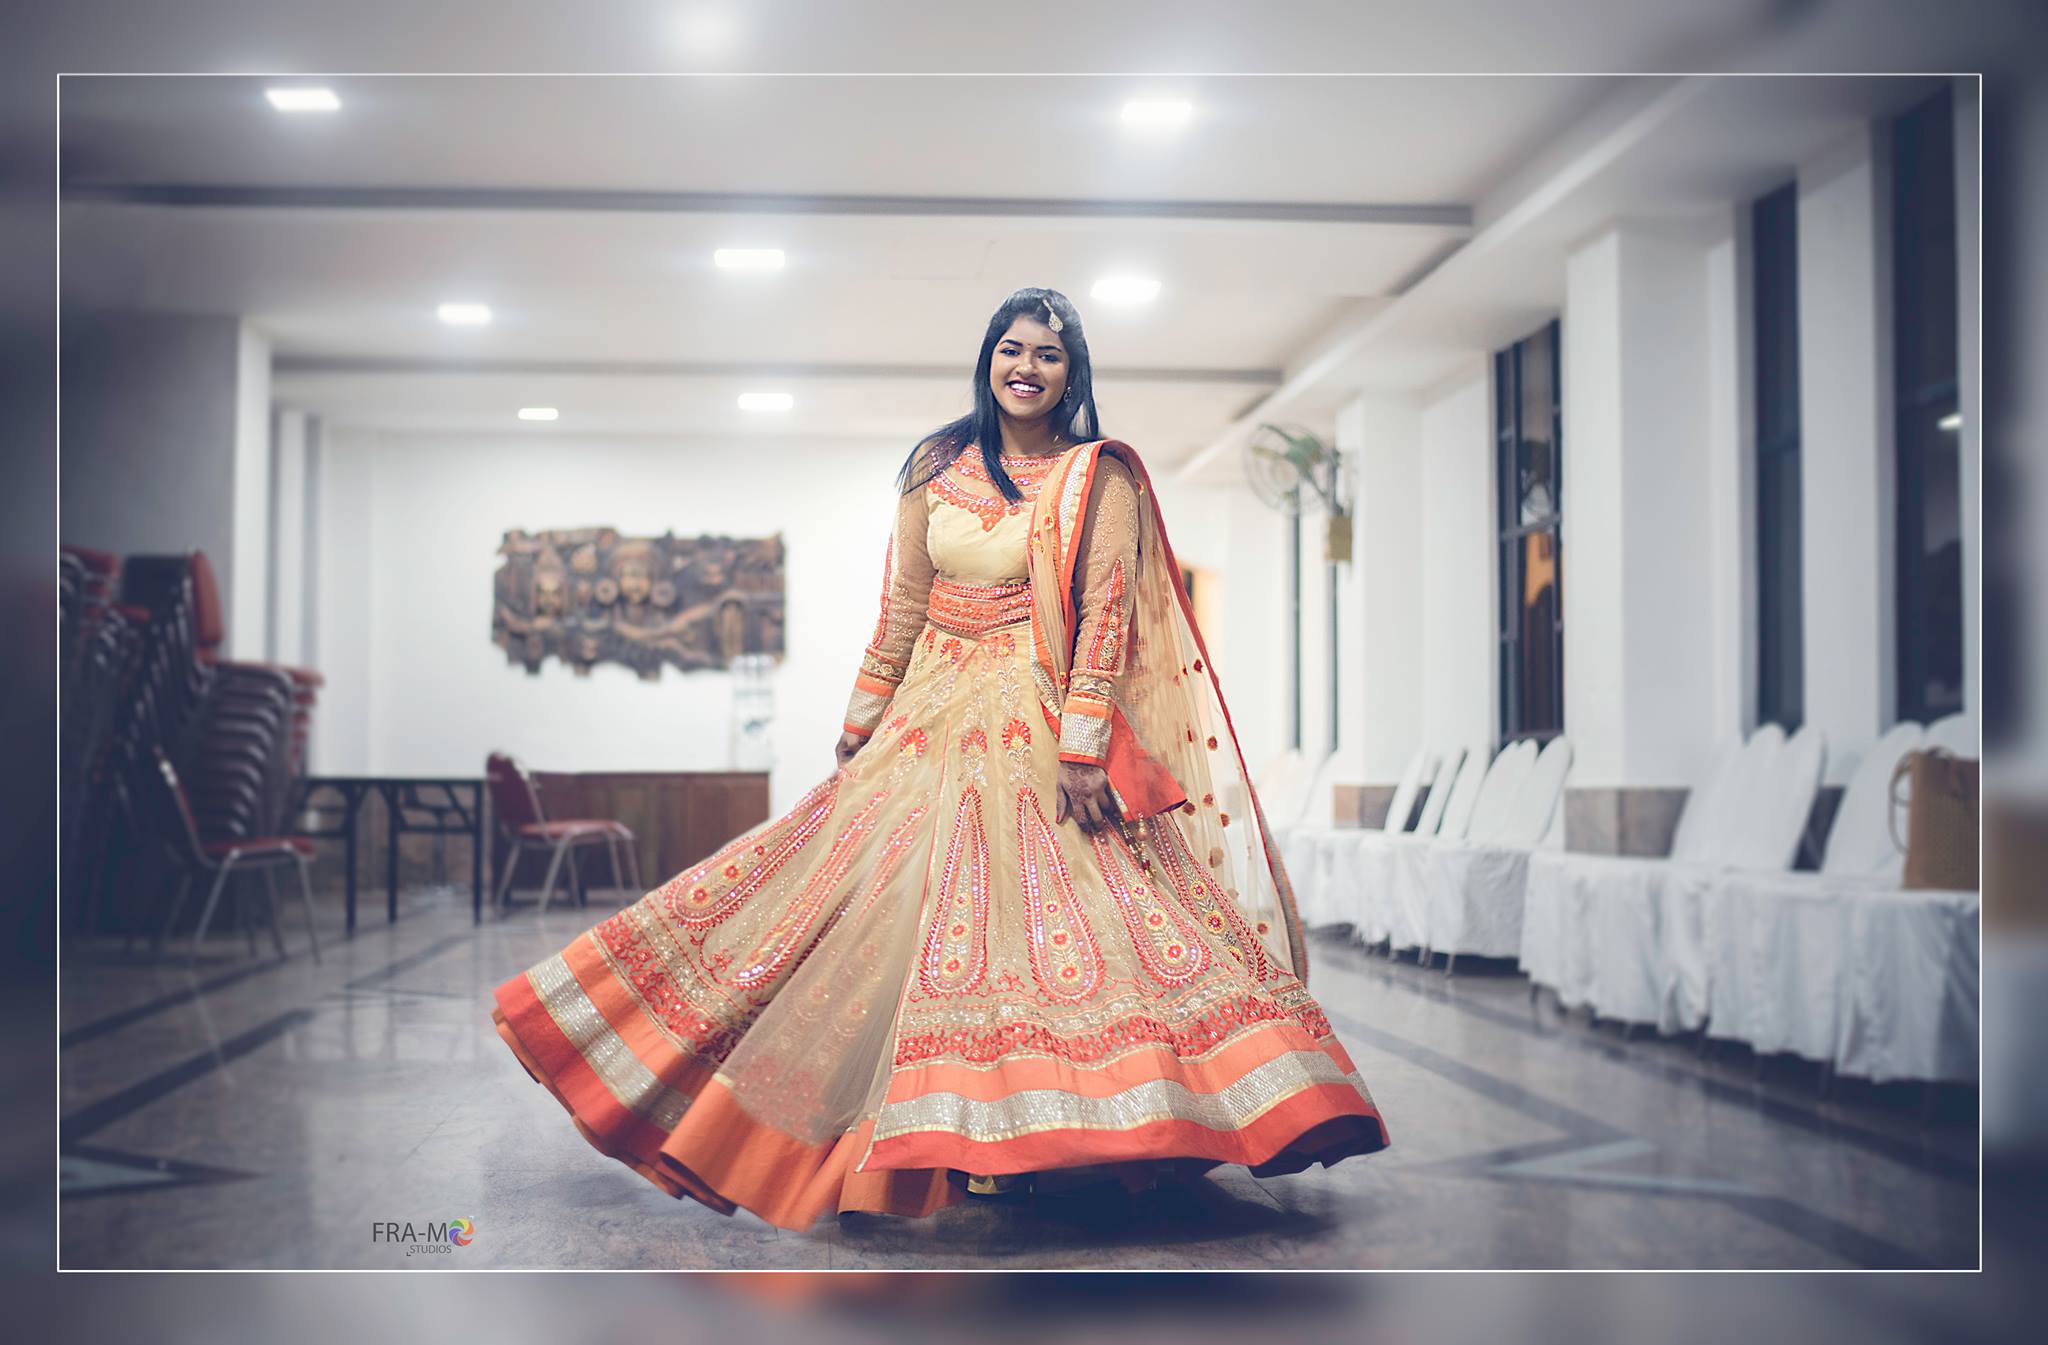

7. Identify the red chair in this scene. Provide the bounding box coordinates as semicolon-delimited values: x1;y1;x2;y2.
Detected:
137;746;323;963
485;753;643;915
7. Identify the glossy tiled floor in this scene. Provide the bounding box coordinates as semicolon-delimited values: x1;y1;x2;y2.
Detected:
58;882;1978;1269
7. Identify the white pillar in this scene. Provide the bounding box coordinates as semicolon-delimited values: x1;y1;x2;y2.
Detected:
1797;122;1894;783
1562;222;1719;787
1343;391;1426;781
1704;206;1758;746
1419;369;1496;758
229;321;273;661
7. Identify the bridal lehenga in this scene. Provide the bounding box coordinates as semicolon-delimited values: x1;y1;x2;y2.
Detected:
491;438;1389;1230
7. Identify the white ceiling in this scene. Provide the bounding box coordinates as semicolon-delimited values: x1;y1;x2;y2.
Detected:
58;75;1595;203
49;0;2028;467
60;74;1602;459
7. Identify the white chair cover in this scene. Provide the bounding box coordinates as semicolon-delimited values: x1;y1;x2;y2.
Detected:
1419;737;1574;958
1413;746;1466;839
1820;721;1926;877
1518;725;1781;1024
1465;739;1537;845
1383;747;1435;837
1435;744;1492;842
1497;736;1573;850
1671;737;1747;862
1723;724;1827;870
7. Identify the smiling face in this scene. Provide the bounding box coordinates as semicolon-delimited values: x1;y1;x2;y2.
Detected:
988;316;1071;428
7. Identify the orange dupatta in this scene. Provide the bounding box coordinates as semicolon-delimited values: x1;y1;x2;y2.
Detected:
1024;438;1310;983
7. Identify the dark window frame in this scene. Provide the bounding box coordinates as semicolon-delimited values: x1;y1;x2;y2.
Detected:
1494;318;1566;751
1754;179;1805;731
1891;83;1965;725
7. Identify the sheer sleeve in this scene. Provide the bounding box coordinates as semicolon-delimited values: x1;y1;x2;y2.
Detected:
1058;455;1141;765
842;475;935;737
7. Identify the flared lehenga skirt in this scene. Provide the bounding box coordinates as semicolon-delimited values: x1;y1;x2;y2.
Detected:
491;613;1390;1231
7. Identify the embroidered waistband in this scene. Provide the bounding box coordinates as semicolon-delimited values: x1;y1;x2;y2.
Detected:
927;576;1033;637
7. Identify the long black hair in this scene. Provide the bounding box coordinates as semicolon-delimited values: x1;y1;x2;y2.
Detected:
895;287;1103;503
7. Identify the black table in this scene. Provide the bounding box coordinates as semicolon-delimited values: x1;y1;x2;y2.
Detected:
292;776;487;932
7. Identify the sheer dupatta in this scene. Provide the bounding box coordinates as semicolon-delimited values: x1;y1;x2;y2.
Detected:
1025;438;1310;984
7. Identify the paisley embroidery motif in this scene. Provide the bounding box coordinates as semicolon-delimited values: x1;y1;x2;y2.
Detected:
1092;828;1212;988
1147;813;1274;982
1016;787;1104;1001
662;775;840;933
918;787;991;997
731;791;890;992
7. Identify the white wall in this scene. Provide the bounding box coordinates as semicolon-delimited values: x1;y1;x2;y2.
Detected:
269;408;309;666
1797;123;1895;785
1161;479;1290;780
1418;371;1496;758
309;427;372;776
59;310;267;633
309;428;912;813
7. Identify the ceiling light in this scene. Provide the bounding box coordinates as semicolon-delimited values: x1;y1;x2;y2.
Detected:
265;87;341;113
1121;98;1191;129
675;7;739;55
437;302;492;326
1091;275;1161;305
737;392;793;412
517;407;559;422
715;248;786;271
1938;411;1962;431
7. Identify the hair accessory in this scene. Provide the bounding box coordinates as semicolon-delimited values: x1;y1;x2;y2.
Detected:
1044;301;1063;333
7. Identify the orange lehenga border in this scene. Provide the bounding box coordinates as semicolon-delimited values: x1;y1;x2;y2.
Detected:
493;931;1386;1230
493;957;963;1230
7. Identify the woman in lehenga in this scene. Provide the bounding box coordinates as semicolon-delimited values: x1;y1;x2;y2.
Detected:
490;287;1390;1231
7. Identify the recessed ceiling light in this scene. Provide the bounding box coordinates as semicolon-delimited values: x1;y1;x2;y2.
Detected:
1120;98;1191;129
737;392;793;412
1938;411;1962;431
715;248;786;271
517;407;559;422
1091;275;1161;305
437;302;492;326
675;7;740;55
266;87;341;113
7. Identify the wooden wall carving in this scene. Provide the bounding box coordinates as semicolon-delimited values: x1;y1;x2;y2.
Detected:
493;527;786;678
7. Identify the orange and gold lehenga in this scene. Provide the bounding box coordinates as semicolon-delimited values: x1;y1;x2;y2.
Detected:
490;437;1389;1231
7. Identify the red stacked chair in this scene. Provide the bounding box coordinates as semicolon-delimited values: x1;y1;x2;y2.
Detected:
65;545;326;954
134;746;323;962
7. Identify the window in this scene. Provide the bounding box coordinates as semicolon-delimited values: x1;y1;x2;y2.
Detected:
1289;509;1303;751
1494;319;1564;746
1891;85;1964;723
1327;547;1340;755
1754;180;1804;730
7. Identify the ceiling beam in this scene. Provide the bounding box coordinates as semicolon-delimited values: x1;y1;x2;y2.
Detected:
67;182;1473;229
274;354;1285;385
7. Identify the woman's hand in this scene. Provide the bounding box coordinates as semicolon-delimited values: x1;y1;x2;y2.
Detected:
835;730;870;769
1056;760;1121;834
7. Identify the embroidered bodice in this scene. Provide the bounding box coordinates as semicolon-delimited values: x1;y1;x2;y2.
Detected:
925;452;1051;583
842;443;1142;765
